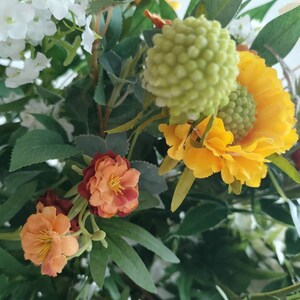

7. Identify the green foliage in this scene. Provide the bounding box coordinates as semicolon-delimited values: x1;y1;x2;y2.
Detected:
252;5;300;65
10;130;80;171
0;1;300;299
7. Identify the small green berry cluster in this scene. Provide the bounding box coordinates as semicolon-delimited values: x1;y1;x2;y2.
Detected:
218;84;256;142
143;16;239;123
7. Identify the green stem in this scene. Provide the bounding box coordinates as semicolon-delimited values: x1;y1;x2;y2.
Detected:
250;282;300;299
127;130;139;161
78;202;91;237
90;215;100;232
268;168;288;201
0;227;21;241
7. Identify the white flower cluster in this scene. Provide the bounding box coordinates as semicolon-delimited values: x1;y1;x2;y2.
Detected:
0;0;94;88
20;98;74;141
228;15;263;47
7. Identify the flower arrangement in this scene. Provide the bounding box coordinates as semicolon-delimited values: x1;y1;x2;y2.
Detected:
0;0;300;299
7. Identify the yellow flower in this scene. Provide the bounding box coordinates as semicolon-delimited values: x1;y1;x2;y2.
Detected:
135;0;180;10
160;51;298;188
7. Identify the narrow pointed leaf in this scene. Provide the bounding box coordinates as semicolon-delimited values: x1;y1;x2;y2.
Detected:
107;235;156;293
159;156;179;175
171;167;195;212
90;242;110;288
99;218;179;263
268;154;300;183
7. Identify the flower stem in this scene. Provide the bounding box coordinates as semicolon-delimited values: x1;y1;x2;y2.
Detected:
0;227;21;241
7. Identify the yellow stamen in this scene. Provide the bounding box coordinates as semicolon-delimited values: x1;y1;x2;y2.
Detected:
108;175;125;195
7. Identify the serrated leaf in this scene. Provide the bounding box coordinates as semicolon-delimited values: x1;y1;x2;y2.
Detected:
268;154;300;183
114;37;141;59
75;134;129;156
75;135;106;156
107;235;156;293
90;242;109;288
10;130;80;171
251;6;300;66
0;181;37;225
105;133;129;156
131;161;167;194
171;167;195;212
32;113;69;142
177;202;228;235
100;51;122;77
99;218;179;263
136;191;164;211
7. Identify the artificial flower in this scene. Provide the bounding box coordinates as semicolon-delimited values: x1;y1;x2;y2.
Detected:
0;0;35;41
20;206;79;277
5;52;51;88
160;51;298;187
144;10;172;29
81;15;95;54
37;191;79;232
78;152;140;218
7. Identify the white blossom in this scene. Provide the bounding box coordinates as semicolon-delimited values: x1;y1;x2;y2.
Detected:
32;0;74;21
81;15;95;54
5;52;51;88
0;38;25;60
228;15;263;47
0;0;35;41
27;9;57;43
69;0;90;26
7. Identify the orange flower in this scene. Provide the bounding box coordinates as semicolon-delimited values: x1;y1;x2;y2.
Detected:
78;152;140;218
144;10;172;29
20;206;79;277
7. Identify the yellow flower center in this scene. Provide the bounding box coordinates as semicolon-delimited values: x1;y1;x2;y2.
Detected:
34;230;52;260
109;175;125;195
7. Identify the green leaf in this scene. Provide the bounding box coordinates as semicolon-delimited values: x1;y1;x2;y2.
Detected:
159;0;177;20
94;69;106;105
177;202;228;235
75;133;129;156
171;167;195;212
184;0;202;18
107;235;156;293
268;154;300;183
131;161;167;194
119;287;130;300
32;113;69;142
105;133;129;156
113;37;141;59
136;190;163;211
241;0;276;21
0;181;37;225
99;218;179;263
251;6;300;66
100;51;122;77
75;134;106;157
90;242;110;288
91;0;130;13
105;6;123;50
285;227;300;255
10;130;80;171
204;0;242;27
126;0;158;37
0;247;30;276
4;171;41;192
0;96;31;113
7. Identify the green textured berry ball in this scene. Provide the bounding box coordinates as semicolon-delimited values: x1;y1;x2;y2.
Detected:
142;16;239;124
218;84;256;142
